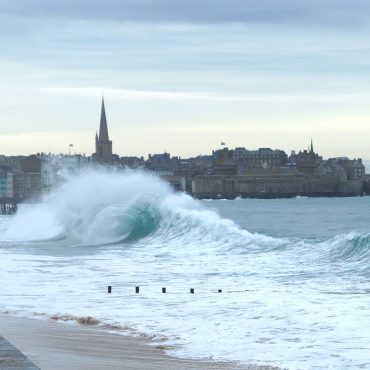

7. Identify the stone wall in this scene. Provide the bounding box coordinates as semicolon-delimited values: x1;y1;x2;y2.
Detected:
192;175;364;199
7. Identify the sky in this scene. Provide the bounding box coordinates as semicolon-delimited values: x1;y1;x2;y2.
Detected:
1;0;370;159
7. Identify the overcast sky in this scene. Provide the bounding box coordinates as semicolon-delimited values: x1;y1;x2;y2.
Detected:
1;0;370;159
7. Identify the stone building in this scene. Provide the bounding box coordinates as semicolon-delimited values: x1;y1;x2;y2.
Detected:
212;148;236;175
289;141;322;175
146;153;181;172
120;156;145;169
0;166;14;198
13;156;42;201
232;147;287;168
328;157;365;180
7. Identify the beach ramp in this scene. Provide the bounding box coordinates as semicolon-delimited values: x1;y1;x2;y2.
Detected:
0;335;40;370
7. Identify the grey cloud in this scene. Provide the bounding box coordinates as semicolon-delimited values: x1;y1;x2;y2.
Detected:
2;0;370;26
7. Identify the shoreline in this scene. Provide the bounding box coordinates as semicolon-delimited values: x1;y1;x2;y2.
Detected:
0;315;276;370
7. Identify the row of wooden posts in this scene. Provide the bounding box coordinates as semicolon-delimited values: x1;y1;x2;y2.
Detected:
107;286;223;294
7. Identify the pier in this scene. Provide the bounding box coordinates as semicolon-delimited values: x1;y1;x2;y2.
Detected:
0;198;18;215
0;335;40;369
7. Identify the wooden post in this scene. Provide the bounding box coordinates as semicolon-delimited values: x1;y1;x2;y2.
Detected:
218;289;222;293
135;286;140;294
190;288;194;294
107;286;112;294
162;287;166;293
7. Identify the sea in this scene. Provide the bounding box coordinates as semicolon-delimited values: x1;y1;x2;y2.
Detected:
0;171;369;370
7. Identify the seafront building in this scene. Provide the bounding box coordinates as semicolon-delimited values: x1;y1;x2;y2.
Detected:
191;143;366;198
232;147;288;168
0;166;13;198
0;98;369;206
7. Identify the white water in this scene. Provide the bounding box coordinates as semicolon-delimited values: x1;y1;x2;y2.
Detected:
0;171;370;369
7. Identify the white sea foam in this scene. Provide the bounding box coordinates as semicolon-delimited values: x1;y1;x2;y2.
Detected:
3;170;170;243
0;171;369;369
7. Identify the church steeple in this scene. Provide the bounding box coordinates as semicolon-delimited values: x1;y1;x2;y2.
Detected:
99;97;109;142
94;96;113;163
310;139;314;154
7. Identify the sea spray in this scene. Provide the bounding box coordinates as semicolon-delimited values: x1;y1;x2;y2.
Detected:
1;173;370;369
3;170;170;242
3;170;280;251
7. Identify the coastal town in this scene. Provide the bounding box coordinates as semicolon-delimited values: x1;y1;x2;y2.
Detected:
1;98;369;210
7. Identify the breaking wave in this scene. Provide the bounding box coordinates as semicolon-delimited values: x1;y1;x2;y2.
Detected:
1;171;369;370
3;171;167;244
2;170;370;267
325;232;370;262
2;170;282;251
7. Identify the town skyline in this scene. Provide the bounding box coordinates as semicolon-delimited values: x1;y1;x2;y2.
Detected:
1;97;368;203
0;94;368;165
1;1;370;159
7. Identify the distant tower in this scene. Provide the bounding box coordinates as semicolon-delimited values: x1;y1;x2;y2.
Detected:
310;139;314;154
94;97;113;163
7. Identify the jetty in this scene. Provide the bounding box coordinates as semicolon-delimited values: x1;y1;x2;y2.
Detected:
0;335;40;369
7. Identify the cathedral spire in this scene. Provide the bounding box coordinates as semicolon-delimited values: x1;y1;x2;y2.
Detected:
99;96;109;142
95;96;113;163
310;139;314;154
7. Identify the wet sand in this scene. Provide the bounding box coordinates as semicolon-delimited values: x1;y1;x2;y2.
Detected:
0;315;275;370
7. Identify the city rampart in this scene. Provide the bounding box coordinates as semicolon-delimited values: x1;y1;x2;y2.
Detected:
192;175;364;199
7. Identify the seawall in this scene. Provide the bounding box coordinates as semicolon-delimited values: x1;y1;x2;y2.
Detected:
192;175;365;199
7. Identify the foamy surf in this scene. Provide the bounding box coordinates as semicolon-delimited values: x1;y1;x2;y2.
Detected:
0;171;370;369
3;170;280;251
3;171;169;243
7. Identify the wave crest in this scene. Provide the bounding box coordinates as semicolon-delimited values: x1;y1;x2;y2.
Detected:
2;171;169;243
1;170;284;254
81;199;162;245
326;233;370;262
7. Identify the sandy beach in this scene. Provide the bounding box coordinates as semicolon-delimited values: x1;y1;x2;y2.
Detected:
0;315;275;370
